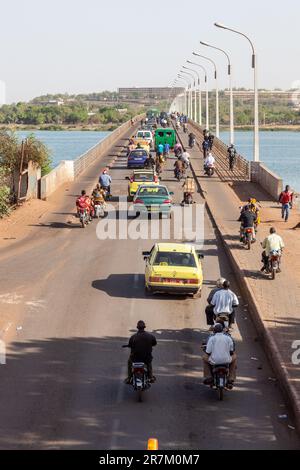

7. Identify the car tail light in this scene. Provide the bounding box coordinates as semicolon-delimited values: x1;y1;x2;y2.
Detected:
186;279;199;285
150;277;161;283
154;175;158;183
134;199;144;204
162;199;171;204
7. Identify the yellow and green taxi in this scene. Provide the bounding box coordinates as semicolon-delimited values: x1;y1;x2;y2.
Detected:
127;170;159;199
143;243;204;297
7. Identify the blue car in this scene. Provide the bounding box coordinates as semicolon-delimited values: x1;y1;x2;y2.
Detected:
127;149;149;169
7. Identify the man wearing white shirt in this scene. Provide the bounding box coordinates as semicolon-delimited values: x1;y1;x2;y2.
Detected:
204;152;215;168
211;280;239;326
203;323;237;386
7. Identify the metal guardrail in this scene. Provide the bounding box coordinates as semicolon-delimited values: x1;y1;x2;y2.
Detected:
188;120;251;182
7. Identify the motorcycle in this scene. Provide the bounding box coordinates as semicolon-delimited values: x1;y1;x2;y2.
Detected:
189;138;196;148
268;250;281;280
122;346;152;402
204;164;215;177
183;125;188;134
101;186;110;201
202;339;230;401
174;168;184;182
241;227;254;250
131;362;151;402
79;208;89;228
212;364;230;401
183;192;193;205
94;202;105;219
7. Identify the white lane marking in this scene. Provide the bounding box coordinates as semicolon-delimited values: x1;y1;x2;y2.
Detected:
110;299;136;450
0;293;23;305
133;274;140;289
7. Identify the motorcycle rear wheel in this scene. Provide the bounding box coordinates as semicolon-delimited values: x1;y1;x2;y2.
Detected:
218;388;224;401
272;268;276;280
138;390;143;402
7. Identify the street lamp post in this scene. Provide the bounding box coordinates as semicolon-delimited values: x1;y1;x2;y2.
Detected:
180;70;195;120
214;22;259;161
174;80;187;114
177;75;190;116
193;52;219;137
200;41;234;145
182;65;200;123
187;60;209;129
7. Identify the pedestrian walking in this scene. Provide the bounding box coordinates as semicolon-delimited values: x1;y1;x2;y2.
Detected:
279;185;294;222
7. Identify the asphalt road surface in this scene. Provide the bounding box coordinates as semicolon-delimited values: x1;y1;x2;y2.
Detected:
0;135;299;450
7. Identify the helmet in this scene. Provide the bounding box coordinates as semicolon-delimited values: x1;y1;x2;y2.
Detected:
214;323;224;334
216;278;226;288
137;320;146;330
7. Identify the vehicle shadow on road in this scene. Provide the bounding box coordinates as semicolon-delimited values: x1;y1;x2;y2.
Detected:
92;275;191;301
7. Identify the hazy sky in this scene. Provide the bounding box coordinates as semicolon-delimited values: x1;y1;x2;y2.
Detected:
1;0;299;103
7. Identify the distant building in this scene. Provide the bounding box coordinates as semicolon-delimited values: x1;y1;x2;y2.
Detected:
118;87;184;100
0;80;6;106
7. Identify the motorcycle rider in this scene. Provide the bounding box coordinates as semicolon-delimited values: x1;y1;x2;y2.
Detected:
202;139;210;158
228;144;237;171
76;190;93;221
239;204;257;241
183;123;188;133
174;158;184;179
174;142;182;157
261;227;285;273
208;133;214;150
205;278;227;326
181;176;195;205
91;184;106;214
99;169;112;197
241;198;261;231
203;323;237;387
125;321;157;384
210;280;239;328
204;152;215;174
188;132;196;147
180;148;190;168
145;153;156;169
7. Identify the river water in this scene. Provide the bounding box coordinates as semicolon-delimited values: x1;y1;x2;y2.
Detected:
16;130;111;168
15;129;300;192
220;131;300;192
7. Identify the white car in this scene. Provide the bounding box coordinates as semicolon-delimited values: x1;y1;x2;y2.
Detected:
135;130;153;147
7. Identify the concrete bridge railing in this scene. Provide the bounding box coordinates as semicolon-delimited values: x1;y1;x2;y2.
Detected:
41;114;144;200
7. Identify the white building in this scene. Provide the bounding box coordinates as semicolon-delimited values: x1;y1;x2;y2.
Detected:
0;80;6;106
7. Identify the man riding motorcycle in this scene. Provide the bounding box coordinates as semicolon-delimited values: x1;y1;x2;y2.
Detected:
204;153;215;175
205;278;227;326
174;142;182;158
181;176;195;205
99;169;112;198
174;158;185;179
91;184;106;215
125;321;157;384
180;149;190;168
203;323;237;388
210;280;239;328
239;204;257;242
76;190;93;221
145;154;156;169
241;198;261;231
188;132;196;147
261;227;285;273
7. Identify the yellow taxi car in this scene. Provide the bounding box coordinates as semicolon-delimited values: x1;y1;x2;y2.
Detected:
143;243;204;297
127;170;159;199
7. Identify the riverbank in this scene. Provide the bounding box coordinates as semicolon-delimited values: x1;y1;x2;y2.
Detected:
0;123;122;132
